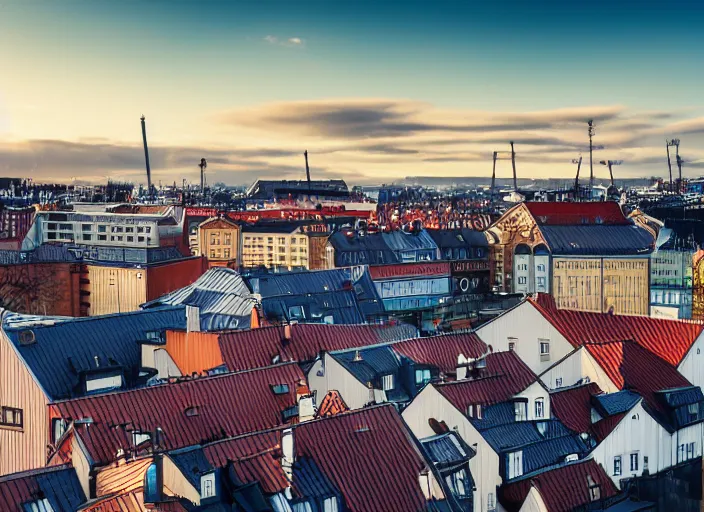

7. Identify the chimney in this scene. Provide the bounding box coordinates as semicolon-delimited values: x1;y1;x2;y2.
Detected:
186;306;201;333
284;323;293;341
281;428;294;482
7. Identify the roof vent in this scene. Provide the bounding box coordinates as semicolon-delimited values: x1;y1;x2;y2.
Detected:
18;330;36;346
354;426;370;433
353;350;363;362
184;406;199;417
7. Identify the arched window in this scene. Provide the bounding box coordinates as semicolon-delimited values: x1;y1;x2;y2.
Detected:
144;463;160;503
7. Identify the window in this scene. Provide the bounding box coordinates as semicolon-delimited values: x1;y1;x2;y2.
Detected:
224;248;231;259
507;451;523;479
540;341;550;355
82;224;92;232
126;236;134;243
133;431;151;447
210;250;216;258
613;456;622;476
271;384;290;395
85;374;123;393
487;492;496;512
536;264;546;272
517;276;527;285
24;498;55;512
445;469;470;498
508;342;515;351
98;234;107;241
587;475;601;501
1;406;23;428
678;444;686;462
52;418;66;443
630;453;639;472
556;377;563;388
688;403;699;419
323;497;339;512
535;398;545;419
514;401;527;421
536;277;546;287
144;463;160;503
137;226;145;233
467;404;483;419
224;233;232;245
82;234;92;241
643;456;649;472
415;369;432;386
288;305;305;320
687;442;695;460
382;374;395;391
125;227;134;233
200;472;216;499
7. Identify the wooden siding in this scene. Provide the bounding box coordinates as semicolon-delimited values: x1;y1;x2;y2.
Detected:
86;266;147;316
0;330;49;475
164;330;223;375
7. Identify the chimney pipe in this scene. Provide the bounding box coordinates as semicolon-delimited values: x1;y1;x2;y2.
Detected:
304;150;311;191
284;323;292;341
140;116;152;196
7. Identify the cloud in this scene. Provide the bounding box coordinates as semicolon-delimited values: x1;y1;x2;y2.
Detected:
264;35;305;47
264;35;278;44
287;37;303;45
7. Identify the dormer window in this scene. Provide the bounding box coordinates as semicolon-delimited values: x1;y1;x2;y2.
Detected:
514;400;528;422
200;472;217;499
144;462;160;504
24;498;54;512
591;408;602;424
282;405;299;422
415;369;431;387
85;373;123;393
467;404;482;419
133;431;151;447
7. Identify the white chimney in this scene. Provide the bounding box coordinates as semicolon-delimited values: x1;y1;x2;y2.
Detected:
186;305;200;333
281;428;294;482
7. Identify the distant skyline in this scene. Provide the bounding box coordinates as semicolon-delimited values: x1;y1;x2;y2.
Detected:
1;0;703;186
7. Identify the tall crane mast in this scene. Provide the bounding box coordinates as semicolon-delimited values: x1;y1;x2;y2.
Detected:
140;115;152;198
490;143;518;202
572;156;583;201
588;120;595;193
666;139;681;193
600;160;623;189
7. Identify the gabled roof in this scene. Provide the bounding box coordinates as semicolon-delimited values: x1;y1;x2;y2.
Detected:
524;201;629;225
52;363;305;466
218;323;416;371
531;294;704;367
3;306;188;400
328;229;439;266
0;464;86;512
435;351;539;410
203;405;435;511
584;340;695;431
499;459;619;512
316;390;349;418
550;383;637;442
420;432;475;467
198;216;240;230
392;332;487;375
143;268;256;331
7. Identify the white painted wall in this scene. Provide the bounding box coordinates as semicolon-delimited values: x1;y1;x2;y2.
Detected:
517;486;548;512
403;385;501;512
475;301;574;375
590;401;672;487
513;254;532;294
677;332;704;390
539;348;619;392
307;354;372;410
670;422;704;465
515;381;551;420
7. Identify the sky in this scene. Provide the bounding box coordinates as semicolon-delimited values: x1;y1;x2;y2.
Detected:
1;0;703;187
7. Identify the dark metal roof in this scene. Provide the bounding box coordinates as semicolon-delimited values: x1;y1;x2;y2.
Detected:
333;345;401;385
328;230;439;267
262;291;365;324
594;390;641;416
4;306;187;400
52;363;305;465
292;457;341;501
420;432;475;466
426;229;488;250
539;225;654;255
0;464;86;512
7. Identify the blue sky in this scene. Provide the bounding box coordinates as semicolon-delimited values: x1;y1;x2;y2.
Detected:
0;0;703;185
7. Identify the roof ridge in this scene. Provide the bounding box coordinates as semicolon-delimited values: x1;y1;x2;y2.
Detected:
0;463;73;482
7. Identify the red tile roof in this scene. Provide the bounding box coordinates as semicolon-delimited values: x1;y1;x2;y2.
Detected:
436;351;538;410
293;405;429;512
316;390;350;418
205;406;432;512
531;294;704;366
392;332;487;374
499;459;618;512
52;363;304;466
218;324;415;371
203;430;288;495
524;201;629;225
550;383;624;442
584;340;692;416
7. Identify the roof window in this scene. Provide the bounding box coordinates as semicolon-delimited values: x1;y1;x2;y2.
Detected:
271;384;290;395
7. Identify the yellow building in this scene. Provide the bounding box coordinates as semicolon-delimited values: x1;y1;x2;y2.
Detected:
197;216;240;267
240;224;309;270
486;202;655;315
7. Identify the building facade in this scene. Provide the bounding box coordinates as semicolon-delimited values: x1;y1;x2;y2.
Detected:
197;216;240;267
240;224;310;270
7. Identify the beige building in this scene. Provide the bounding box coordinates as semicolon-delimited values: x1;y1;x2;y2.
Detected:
240;224;309;270
197;216;240;267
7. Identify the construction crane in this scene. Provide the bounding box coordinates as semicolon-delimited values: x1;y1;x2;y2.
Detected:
304;150;312;191
140;116;152;198
599;160;622;188
490;142;518;202
572;156;583;201
666;139;681;193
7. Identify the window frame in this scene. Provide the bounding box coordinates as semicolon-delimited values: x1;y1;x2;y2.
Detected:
382;374;395;391
200;472;217;499
535;398;545;419
1;406;23;428
613;456;622;476
630;452;639;472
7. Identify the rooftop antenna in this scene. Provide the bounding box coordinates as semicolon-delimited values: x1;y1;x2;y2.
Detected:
572;156;583;201
666;139;681;193
600;160;622;189
140;115;152;198
199;158;207;195
588;120;595;193
304;150;311;191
